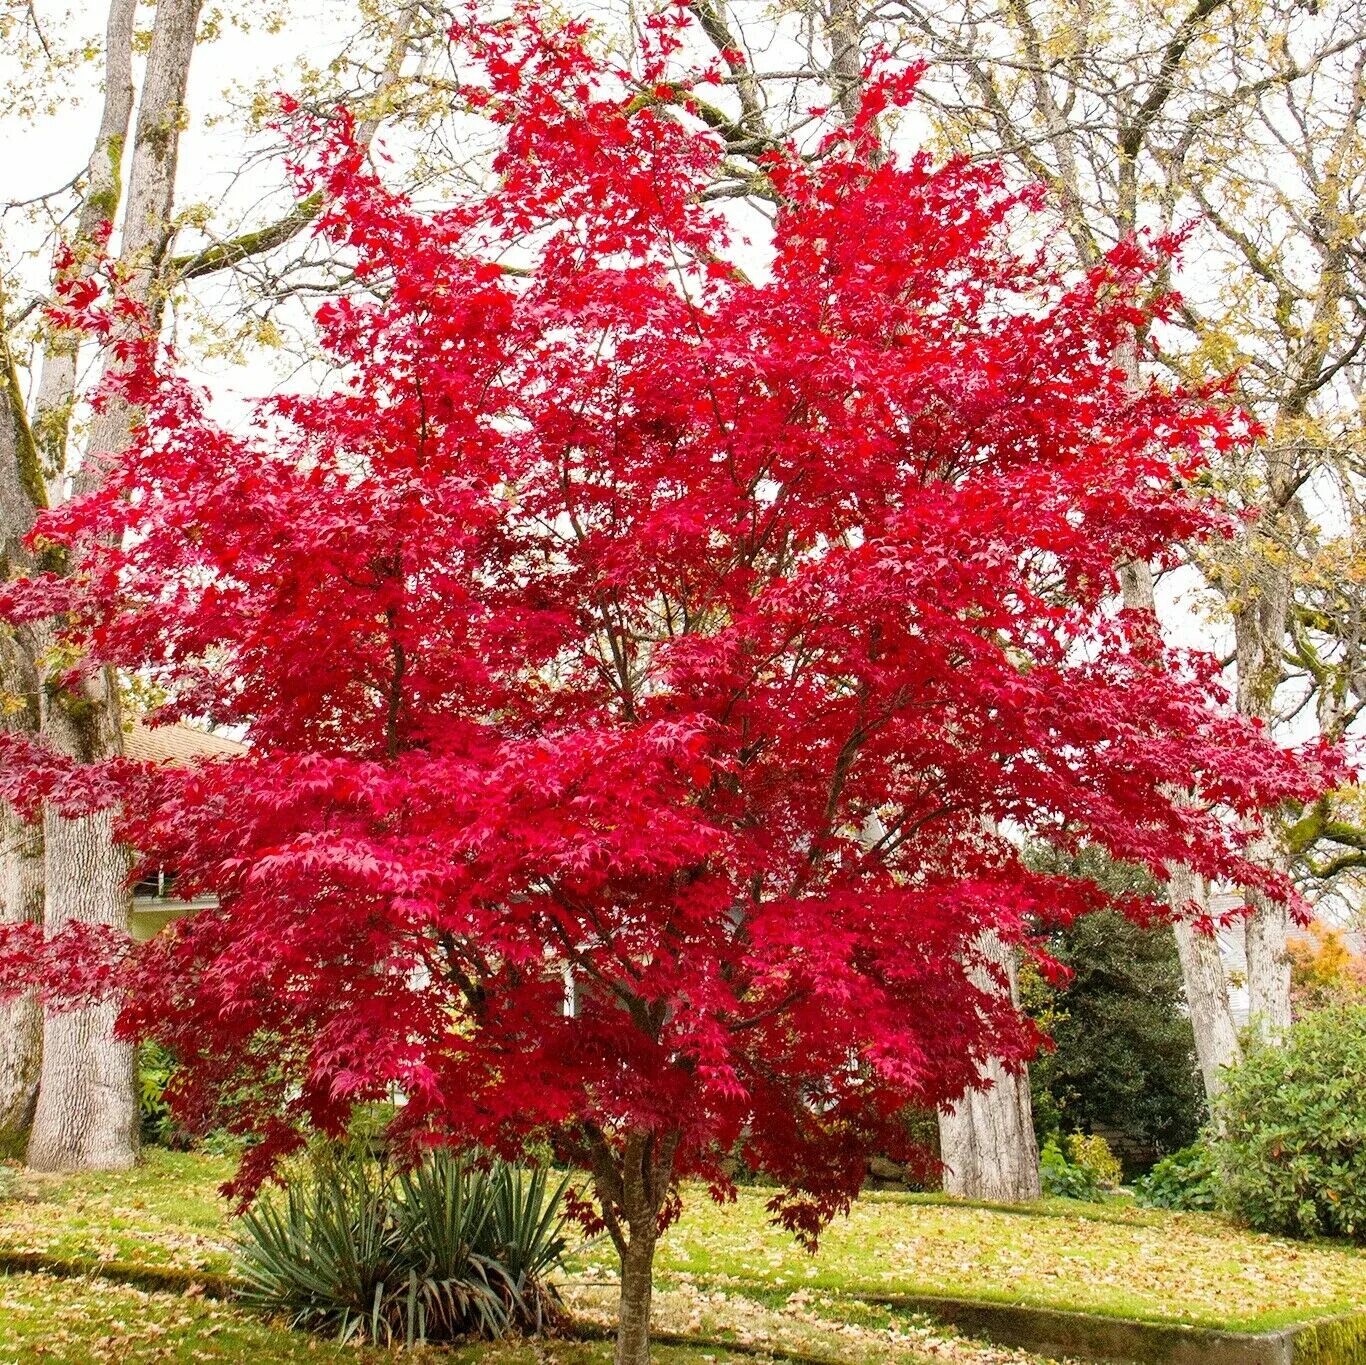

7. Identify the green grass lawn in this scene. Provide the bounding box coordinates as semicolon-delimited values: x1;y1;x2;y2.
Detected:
565;1184;1366;1332
0;1272;781;1364
4;1149;1366;1362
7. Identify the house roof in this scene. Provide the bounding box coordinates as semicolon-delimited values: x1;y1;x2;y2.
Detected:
124;719;247;765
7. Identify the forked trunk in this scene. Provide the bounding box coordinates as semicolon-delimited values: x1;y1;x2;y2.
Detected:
26;806;137;1171
25;0;203;1174
615;1226;659;1365
588;1123;678;1365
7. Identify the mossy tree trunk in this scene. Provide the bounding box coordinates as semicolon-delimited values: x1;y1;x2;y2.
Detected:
24;0;203;1173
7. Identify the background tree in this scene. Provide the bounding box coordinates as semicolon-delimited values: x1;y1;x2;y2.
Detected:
1288;920;1366;1014
0;12;1329;1361
0;0;421;1169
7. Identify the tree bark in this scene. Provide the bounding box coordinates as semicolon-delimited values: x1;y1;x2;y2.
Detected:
615;1224;659;1365
0;807;43;1155
27;698;137;1171
1244;877;1292;1040
587;1124;677;1365
1119;560;1243;1105
937;931;1041;1203
1169;868;1241;1101
25;0;203;1173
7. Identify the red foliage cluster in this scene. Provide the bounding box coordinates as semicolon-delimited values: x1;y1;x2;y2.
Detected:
0;3;1331;1233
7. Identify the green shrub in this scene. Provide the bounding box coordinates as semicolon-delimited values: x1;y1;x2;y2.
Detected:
1021;849;1204;1167
1216;1007;1366;1242
1039;1138;1104;1201
1132;1140;1220;1211
137;1042;191;1149
1063;1132;1123;1190
236;1145;569;1345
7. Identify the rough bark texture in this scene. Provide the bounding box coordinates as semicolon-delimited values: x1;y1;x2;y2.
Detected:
25;0;203;1173
938;932;1041;1203
26;704;136;1171
0;807;43;1155
615;1226;658;1365
1;278;46;1160
1232;516;1297;1044
1244;877;1293;1040
1169;867;1241;1101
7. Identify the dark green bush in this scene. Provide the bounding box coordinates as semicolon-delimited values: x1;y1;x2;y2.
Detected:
1216;1006;1366;1242
1021;846;1204;1170
1132;1140;1220;1211
236;1146;569;1345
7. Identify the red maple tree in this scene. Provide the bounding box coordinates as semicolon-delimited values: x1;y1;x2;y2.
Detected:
0;7;1333;1359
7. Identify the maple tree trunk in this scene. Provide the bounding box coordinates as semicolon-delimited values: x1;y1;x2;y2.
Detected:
588;1124;677;1365
0;807;43;1155
937;932;1040;1202
615;1224;659;1365
1168;867;1241;1103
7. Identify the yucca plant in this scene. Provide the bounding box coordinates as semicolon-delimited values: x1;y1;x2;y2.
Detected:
394;1151;514;1339
235;1143;568;1345
236;1155;406;1344
479;1160;570;1329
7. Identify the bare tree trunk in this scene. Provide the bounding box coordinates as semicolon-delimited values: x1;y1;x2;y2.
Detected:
1244;875;1292;1040
26;701;137;1171
0;807;43;1155
26;0;203;1173
1119;560;1243;1104
1233;527;1297;1044
938;932;1041;1203
1169;868;1241;1100
615;1223;659;1365
1;283;46;1161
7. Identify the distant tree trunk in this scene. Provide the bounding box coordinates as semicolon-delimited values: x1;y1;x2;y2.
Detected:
1239;823;1293;1042
938;932;1041;1203
1119;560;1243;1106
0;807;43;1155
1169;868;1242;1102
